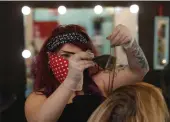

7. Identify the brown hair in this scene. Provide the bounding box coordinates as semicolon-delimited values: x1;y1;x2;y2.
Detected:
88;82;170;122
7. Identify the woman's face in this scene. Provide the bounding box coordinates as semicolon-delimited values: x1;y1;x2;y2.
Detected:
57;43;82;59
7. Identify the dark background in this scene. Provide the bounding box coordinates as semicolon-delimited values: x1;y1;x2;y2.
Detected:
0;1;169;122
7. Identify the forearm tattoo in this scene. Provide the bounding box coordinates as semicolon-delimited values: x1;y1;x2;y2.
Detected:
128;40;148;70
114;40;149;76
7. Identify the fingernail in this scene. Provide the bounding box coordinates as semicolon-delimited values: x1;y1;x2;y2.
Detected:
86;50;93;56
88;52;94;58
86;50;92;53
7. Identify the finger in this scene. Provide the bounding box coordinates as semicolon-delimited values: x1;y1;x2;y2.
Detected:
73;51;94;61
110;32;122;46
83;63;95;69
110;28;120;41
86;50;94;58
79;60;95;66
78;60;95;71
106;26;120;40
110;30;121;47
119;33;127;43
121;36;131;45
119;35;128;45
111;25;123;38
86;49;92;53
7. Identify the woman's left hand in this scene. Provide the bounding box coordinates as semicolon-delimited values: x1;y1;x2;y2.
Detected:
107;24;133;47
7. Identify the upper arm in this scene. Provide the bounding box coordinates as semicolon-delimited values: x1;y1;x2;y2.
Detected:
113;65;143;89
25;92;47;122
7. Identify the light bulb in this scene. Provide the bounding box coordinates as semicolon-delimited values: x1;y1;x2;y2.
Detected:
162;59;167;64
94;5;103;14
130;4;139;13
22;49;31;59
22;6;31;15
58;6;67;15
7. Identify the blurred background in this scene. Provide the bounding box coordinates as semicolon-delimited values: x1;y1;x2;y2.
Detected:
0;1;170;122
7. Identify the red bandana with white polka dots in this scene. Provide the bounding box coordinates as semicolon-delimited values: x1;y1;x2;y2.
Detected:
48;53;69;83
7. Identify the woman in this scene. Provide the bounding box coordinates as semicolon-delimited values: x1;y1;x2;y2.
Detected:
25;24;149;122
88;82;170;122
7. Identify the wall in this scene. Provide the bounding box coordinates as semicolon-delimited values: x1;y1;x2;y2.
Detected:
114;7;138;65
28;8;114;54
0;2;26;122
138;2;169;87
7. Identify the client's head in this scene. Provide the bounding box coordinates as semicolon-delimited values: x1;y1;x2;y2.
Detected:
88;82;169;122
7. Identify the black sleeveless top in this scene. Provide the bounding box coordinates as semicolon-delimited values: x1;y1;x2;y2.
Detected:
58;94;104;122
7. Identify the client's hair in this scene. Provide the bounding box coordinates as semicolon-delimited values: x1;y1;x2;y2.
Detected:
88;82;170;122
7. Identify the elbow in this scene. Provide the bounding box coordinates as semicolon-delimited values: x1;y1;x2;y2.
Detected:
37;114;58;122
143;61;150;76
145;66;150;74
139;62;150;79
131;66;149;82
36;113;48;122
143;65;150;77
37;118;51;122
137;67;150;81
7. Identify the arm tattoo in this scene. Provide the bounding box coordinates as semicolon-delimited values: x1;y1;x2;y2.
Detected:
114;40;149;77
128;40;148;70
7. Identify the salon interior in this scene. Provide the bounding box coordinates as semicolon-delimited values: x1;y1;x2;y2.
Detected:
1;1;170;122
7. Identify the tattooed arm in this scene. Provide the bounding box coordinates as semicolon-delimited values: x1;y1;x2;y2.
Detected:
113;40;149;89
125;40;149;74
93;40;149;95
93;25;149;94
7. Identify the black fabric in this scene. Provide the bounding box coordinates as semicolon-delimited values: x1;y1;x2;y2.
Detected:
161;63;170;110
0;92;17;113
58;95;104;122
164;96;170;110
46;32;88;52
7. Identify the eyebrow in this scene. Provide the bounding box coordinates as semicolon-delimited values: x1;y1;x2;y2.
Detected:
60;50;75;55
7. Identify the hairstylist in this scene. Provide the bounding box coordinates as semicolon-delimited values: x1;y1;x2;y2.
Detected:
25;24;149;122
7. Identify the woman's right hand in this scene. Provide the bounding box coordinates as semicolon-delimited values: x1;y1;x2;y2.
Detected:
63;51;95;91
